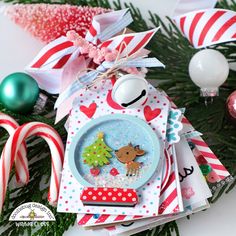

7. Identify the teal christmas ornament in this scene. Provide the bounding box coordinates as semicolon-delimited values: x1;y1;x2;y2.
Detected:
0;72;39;114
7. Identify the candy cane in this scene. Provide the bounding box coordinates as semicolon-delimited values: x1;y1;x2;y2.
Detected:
0;113;28;185
0;122;64;213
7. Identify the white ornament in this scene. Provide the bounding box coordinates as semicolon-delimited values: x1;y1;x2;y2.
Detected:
112;74;148;108
189;49;229;97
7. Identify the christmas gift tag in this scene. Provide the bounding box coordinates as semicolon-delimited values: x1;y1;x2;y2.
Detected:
76;144;183;227
180;116;202;138
76;136;211;228
57;80;172;216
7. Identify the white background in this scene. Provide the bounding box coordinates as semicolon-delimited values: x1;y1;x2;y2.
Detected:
0;1;236;236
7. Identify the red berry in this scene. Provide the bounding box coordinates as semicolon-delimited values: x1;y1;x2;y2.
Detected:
110;168;119;176
90;167;100;176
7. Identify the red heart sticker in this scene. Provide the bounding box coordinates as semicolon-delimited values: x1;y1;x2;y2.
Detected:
144;105;161;122
90;167;100;177
80;103;97;118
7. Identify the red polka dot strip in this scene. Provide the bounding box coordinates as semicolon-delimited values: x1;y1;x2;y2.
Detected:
80;187;138;206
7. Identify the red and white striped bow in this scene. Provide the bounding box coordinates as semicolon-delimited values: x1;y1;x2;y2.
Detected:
25;9;133;94
26;9;162;122
173;7;236;48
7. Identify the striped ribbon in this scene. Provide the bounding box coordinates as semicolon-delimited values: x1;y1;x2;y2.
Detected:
173;8;236;48
26;9;133;94
86;9;133;44
54;57;164;108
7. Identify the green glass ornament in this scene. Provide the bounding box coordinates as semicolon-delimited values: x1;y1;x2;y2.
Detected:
0;72;39;114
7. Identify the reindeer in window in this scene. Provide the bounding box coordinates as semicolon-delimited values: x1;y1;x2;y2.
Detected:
115;143;145;176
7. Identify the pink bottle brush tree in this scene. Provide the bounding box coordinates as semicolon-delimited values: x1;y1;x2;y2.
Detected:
6;4;110;43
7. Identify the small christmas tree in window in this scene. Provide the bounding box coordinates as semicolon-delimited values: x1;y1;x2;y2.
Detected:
82;132;112;176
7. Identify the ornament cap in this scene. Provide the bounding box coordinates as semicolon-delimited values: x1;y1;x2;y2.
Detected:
200;88;219;97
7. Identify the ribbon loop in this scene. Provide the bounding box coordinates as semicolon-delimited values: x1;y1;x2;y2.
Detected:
173;8;236;48
98;10;133;42
86;9;133;44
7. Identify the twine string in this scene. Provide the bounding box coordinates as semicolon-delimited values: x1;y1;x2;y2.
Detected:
76;35;144;90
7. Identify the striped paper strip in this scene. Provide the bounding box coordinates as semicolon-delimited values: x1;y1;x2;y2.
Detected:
158;146;181;215
173;9;236;48
99;28;159;58
28;36;75;69
26;9;134;95
181;116;230;181
190;136;229;180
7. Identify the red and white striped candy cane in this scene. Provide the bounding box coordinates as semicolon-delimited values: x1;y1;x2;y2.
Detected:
0;113;28;185
0;122;64;213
